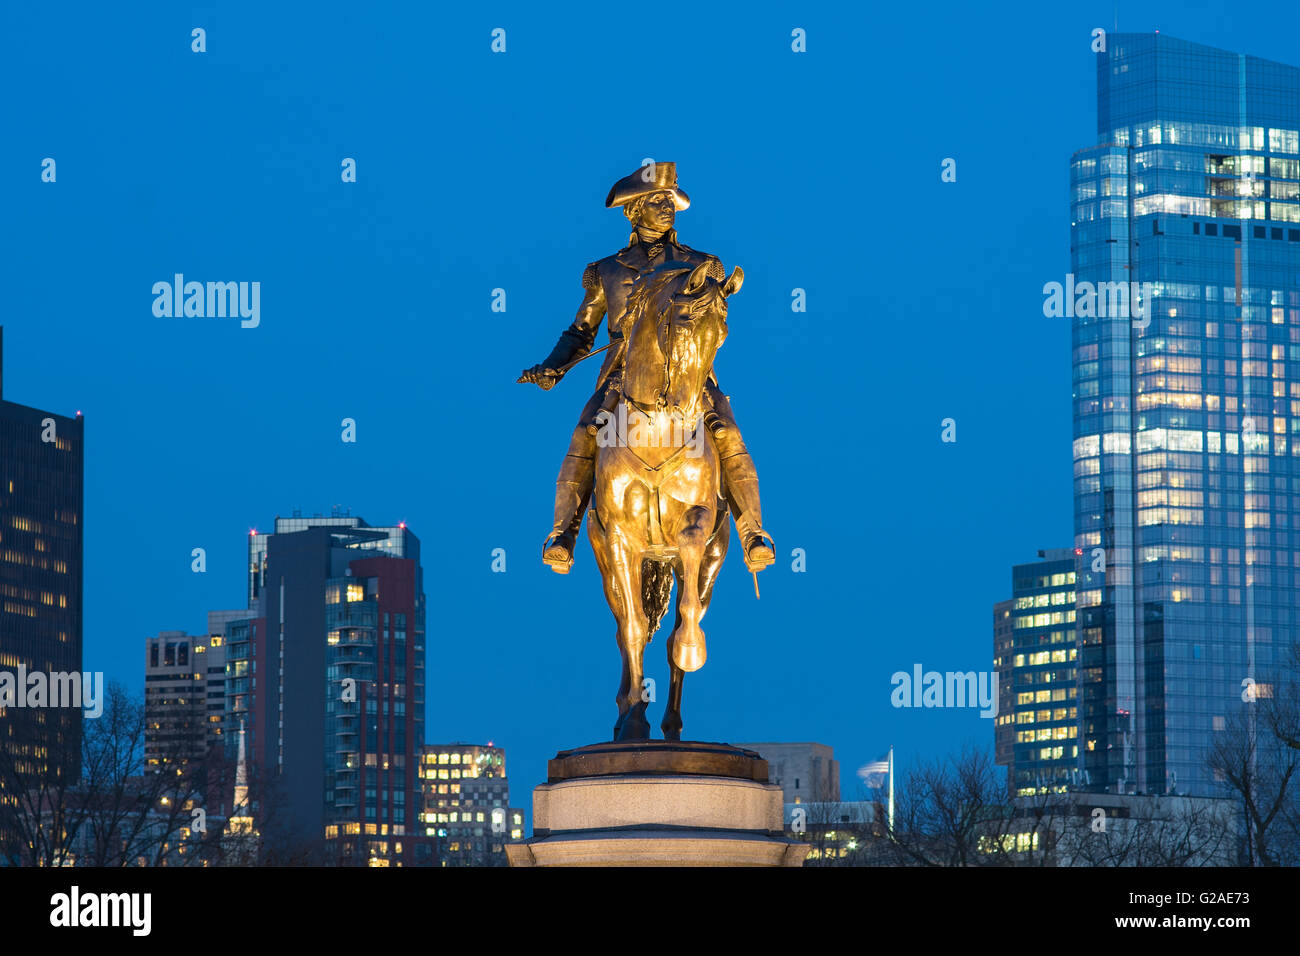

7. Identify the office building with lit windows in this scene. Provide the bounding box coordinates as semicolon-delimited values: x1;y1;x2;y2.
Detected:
1070;35;1300;795
994;551;1079;796
420;743;523;866
144;629;227;767
241;514;430;865
0;326;84;836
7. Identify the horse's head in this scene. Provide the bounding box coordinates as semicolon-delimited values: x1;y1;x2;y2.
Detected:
623;260;744;420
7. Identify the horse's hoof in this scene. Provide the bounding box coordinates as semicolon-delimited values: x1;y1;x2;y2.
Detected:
672;634;707;672
614;719;651;741
661;721;682;741
614;702;651;741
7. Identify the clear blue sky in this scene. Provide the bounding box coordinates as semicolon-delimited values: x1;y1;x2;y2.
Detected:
5;1;1297;809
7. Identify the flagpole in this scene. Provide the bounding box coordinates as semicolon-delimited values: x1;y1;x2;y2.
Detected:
887;746;894;833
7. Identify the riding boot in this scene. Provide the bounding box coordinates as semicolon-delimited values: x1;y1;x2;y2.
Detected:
543;451;595;573
704;383;775;572
720;461;775;572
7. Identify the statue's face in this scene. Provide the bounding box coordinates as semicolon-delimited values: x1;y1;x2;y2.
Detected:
637;190;676;233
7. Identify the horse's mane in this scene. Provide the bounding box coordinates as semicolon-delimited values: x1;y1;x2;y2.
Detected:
623;262;725;349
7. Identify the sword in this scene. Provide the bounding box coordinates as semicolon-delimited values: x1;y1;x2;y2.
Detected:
555;341;614;375
516;341;616;384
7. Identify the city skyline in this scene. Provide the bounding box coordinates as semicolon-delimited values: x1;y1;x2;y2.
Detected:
8;6;1300;819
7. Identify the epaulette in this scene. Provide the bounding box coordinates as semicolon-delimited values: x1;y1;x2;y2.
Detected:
674;241;725;281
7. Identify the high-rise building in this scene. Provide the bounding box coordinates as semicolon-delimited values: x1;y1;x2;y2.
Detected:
420;743;523;866
993;551;1080;796
144;629;226;768
1070;35;1300;795
242;515;429;865
992;598;1015;774
733;742;840;804
0;326;84;806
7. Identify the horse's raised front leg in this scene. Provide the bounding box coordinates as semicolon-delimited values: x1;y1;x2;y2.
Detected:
670;505;712;672
662;510;728;741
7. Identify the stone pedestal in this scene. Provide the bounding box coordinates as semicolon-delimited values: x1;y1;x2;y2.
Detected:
506;741;808;867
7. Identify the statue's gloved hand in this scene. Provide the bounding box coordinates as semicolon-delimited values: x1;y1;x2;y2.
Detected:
517;364;562;390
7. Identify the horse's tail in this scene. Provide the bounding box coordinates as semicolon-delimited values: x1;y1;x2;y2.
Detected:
642;559;675;643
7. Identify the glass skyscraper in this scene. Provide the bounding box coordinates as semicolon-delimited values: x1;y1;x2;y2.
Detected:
0;327;84;823
995;551;1080;796
1070;34;1300;796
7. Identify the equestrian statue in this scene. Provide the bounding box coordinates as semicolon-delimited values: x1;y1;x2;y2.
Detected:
517;162;773;741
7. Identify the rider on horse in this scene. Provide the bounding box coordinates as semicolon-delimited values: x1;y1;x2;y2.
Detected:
517;162;775;576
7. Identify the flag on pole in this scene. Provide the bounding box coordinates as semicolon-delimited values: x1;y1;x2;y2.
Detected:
857;755;890;788
858;748;896;832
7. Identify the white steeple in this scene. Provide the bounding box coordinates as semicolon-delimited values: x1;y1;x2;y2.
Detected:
233;716;249;813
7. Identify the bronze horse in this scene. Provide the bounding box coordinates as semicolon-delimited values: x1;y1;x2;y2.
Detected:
586;259;744;741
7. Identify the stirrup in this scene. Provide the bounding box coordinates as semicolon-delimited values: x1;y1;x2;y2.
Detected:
742;530;775;573
542;531;575;574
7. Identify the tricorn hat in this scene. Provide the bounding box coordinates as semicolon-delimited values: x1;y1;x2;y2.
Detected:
605;161;691;210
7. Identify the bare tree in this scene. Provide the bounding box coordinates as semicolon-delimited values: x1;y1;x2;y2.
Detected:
1;681;259;866
1054;795;1238;867
0;693;82;866
73;682;237;865
1207;707;1300;866
792;775;876;866
878;744;1059;866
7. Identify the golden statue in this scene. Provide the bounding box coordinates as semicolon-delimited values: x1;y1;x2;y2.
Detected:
518;163;772;741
